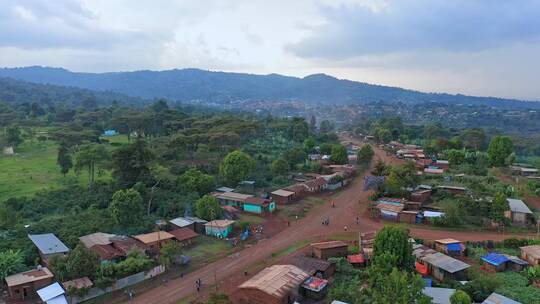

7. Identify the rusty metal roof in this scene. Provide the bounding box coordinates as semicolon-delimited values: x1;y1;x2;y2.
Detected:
239;265;309;299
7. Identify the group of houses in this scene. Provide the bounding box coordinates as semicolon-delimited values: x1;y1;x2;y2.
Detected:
390;141;452;175
271;165;357;204
235;240;350;304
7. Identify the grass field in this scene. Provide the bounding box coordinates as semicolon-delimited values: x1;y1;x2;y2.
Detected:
0;140;110;202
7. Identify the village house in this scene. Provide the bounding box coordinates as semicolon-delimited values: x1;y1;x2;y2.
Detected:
434;160;449;170
410;189;432;204
520;245;540;266
204;220;235;238
216;186;235;193
375;202;404;222
399;210;419;224
284;184;308;199
482;253;511;272
109;235;146;256
213;191;253;208
420;252;470;281
168;228;199;246
301;177;327;193
415;159;433;170
510;165;539;177
290;256;336;279
271;189;296;204
436;185;468;195
424;167;445;175
237;264;310;304
311;241;348;259
28;234;70;266
4;266;54;301
505;198;533;225
80;232;124;262
62;277;93;294
243;197;276;214
434;239;465;257
133;231;175;256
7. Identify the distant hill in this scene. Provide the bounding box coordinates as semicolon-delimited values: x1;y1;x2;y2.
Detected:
0;66;539;109
0;77;145;108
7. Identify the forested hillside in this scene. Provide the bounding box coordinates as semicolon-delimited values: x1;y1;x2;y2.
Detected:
1;66;539;109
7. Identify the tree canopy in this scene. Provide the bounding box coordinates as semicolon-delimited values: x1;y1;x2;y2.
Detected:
109;188;144;226
219;150;255;186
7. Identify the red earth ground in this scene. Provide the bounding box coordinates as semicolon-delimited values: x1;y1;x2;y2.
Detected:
123;139;538;304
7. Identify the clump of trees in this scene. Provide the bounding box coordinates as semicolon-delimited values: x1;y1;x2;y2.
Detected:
219;150;255;186
195;195;222;221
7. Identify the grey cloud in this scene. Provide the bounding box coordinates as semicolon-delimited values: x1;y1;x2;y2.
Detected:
287;0;540;59
0;0;155;50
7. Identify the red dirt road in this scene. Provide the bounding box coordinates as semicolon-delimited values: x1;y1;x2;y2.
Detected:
127;142;536;304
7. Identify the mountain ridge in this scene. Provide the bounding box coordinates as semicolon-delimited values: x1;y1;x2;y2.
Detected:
0;66;538;109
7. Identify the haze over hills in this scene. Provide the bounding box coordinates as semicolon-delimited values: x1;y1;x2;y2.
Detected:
0;66;539;109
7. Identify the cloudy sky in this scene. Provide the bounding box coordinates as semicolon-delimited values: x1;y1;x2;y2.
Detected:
1;0;540;100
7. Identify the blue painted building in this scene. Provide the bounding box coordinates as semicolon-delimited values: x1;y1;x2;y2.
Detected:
204;220;235;238
243;197;276;214
102;129;118;136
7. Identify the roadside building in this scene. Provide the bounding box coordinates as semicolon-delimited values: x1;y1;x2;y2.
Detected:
237;264;310;304
399;210;419;224
271;189;296;204
109;235;145;256
243;197;276;214
422;287;456;304
520;245;540;266
133;231;175;256
28;234;70;266
301;177;327;193
169;217;195;231
213;191;253;208
168;228;199;246
510;165;539;177
419;252;470;281
506;198;533;225
434;239;465;256
300;276;328;300
311;241;348;259
422;211;445;224
290;256;335;279
80;232;124;262
482;292;522;304
375;202;404;222
482;253;510;272
284;184;308;198
434;160;449;170
204;220;235;238
5;267;54;301
36;282;68;304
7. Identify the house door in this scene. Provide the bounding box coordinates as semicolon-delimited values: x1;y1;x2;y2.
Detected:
22;286;29;299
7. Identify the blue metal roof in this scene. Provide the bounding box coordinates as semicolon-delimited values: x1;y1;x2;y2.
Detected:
482;253;510;266
446;243;462;251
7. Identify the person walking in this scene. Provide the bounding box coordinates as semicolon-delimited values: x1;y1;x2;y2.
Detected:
356;216;359;224
344;225;348;232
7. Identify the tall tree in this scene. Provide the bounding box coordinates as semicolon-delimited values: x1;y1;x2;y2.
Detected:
57;144;73;177
461;128;486;151
109;188;144;226
490;192;509;226
66;244;99;279
372;225;414;272
179;168;215;195
5;124;23;147
195;195;222;221
366;268;430;304
270;158;289;176
219;150;256;186
357;144;374;166
487;136;514;166
309;115;316;132
112;140;153;187
331;145;348;165
74;143;109;189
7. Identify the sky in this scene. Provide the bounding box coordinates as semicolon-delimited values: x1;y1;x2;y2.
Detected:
1;0;540;100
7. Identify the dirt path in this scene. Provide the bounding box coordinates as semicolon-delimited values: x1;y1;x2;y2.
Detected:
126;139;535;304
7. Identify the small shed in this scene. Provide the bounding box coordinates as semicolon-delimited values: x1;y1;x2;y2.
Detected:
506;255;529;272
410;189;432;204
436;186;467;194
311;241;348;260
169;217;195;231
5;267;54;301
375;202;404;222
506;198;532;225
520;245;540;266
434;160;450;170
482;253;510;272
434;239;465;256
168;228;199;246
290;256;335;279
347;254;365;267
300;277;328;300
424;168;445;175
204;220;235;238
271;189;296;205
399;210;419;224
37;282;68;304
216;186;235;193
185;216;208;234
237;265;309;304
420;252;470;281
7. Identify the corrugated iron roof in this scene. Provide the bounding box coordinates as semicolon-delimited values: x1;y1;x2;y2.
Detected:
519;245;540;259
507;198;533;214
239;265;309;298
133;231;175;244
79;232;116;248
5;267;54;287
311;241;348;250
421;252;470;273
482;292;522;304
482;252;510;266
28;234;70;255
